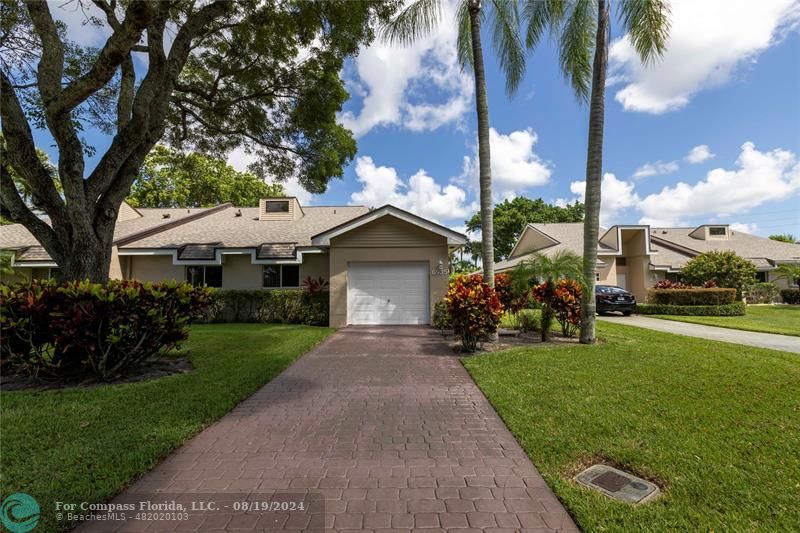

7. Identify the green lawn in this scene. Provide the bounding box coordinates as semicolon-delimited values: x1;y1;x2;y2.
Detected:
464;322;800;532
0;324;331;533
652;304;800;336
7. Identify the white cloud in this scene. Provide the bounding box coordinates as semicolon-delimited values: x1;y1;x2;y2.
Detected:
569;173;640;225
638;142;800;226
730;222;759;234
339;1;472;137
685;144;716;164
226;147;314;205
609;0;800;113
633;160;679;179
49;0;110;46
460;128;552;199
350;156;476;222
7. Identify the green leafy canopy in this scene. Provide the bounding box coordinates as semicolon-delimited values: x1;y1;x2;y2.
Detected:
127;146;284;209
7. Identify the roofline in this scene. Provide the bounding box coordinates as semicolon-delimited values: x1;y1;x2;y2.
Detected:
310;204;467;246
508;224;560;258
650;235;701;256
113;203;231;247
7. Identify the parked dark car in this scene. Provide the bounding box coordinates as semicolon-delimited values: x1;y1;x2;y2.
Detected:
595;285;636;315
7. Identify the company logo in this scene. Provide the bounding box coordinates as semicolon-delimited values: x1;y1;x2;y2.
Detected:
0;493;40;533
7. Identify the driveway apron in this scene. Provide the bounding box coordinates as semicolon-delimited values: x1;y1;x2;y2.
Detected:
78;326;577;532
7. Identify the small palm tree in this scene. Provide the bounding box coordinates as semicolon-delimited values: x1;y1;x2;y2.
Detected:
382;0;525;288
511;250;583;342
774;263;800;286
523;0;670;344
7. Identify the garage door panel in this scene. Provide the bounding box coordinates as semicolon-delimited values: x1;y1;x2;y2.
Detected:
347;262;429;325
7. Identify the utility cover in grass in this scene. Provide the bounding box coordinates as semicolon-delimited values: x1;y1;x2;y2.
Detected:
575;464;659;504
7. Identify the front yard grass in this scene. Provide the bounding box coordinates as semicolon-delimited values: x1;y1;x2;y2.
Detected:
652;304;800;336
0;323;331;533
464;322;800;532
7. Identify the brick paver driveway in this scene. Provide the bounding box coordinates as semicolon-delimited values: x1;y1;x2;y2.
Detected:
80;326;577;532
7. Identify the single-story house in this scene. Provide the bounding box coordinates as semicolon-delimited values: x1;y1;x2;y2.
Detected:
496;222;800;301
1;198;466;327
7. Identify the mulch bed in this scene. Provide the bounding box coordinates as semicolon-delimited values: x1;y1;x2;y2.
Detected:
0;357;194;391
436;329;583;355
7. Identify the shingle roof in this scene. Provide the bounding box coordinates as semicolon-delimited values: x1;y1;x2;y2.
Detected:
650;227;800;261
178;243;220;260
120;205;370;249
1;205;215;262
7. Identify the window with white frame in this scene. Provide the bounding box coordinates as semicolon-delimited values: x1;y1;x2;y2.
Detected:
263;265;300;288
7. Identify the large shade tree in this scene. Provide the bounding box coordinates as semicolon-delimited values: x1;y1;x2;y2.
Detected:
127;145;284;208
0;0;398;282
524;0;670;344
382;0;525;287
466;196;584;261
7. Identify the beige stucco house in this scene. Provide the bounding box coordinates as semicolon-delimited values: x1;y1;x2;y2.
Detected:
1;199;466;327
496;222;800;301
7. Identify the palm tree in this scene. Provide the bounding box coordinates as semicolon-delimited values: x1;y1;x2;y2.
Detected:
511;250;583;342
774;263;800;286
382;0;525;287
523;0;670;344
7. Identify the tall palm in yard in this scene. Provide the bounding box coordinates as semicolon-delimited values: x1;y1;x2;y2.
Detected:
382;0;525;287
523;0;670;343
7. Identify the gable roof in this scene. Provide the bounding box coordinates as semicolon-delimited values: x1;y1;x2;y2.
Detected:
310;205;467;246
649;227;800;268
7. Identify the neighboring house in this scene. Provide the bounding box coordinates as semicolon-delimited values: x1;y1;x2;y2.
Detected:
496;222;800;301
0;198;466;327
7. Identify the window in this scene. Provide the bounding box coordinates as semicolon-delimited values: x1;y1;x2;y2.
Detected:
709;226;727;237
265;201;290;213
755;271;767;283
263;265;300;288
615;257;627;266
186;266;222;288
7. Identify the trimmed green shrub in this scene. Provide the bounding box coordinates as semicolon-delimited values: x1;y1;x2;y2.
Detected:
746;282;780;304
432;299;451;334
780;288;800;305
648;288;736;306
204;289;328;325
0;279;213;381
680;250;756;299
446;275;503;352
518;309;541;333
635;301;746;316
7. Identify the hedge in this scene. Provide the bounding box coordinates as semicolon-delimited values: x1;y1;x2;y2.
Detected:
647;288;737;306
746;282;780;304
635;301;746;316
0;279;213;381
205;289;328;326
780;288;800;305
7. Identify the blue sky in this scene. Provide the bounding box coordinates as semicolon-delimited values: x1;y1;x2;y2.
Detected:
39;0;800;238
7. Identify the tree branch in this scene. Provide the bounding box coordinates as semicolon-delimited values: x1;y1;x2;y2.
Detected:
0;71;67;226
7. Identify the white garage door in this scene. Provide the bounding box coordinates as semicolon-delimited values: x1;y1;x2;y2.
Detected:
347;262;429;325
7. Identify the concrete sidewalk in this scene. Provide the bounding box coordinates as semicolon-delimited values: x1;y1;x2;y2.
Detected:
599;315;800;353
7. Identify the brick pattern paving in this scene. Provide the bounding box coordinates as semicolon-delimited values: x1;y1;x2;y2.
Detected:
78;326;577;532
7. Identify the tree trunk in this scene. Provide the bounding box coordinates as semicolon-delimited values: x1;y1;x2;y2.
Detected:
579;0;609;345
55;234;113;282
469;1;494;289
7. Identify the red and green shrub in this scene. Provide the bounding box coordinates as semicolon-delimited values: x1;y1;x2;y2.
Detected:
647;288;736;306
445;275;503;352
531;279;582;339
0;279;213;381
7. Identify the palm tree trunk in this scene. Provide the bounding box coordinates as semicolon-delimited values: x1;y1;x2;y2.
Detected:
579;0;609;345
468;1;495;289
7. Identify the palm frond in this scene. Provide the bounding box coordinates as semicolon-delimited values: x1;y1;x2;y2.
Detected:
617;0;671;64
456;0;474;70
559;0;595;102
380;0;444;47
522;0;567;49
489;0;526;95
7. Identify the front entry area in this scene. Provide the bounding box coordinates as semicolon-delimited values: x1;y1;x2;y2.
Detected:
347;261;430;325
